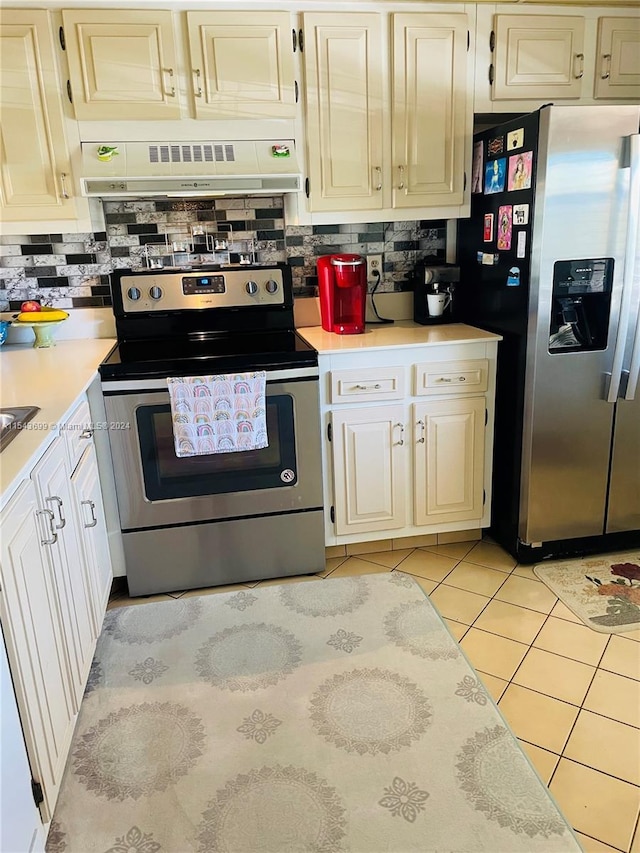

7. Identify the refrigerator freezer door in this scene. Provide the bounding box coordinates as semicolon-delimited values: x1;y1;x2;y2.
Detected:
607;394;640;532
520;106;640;545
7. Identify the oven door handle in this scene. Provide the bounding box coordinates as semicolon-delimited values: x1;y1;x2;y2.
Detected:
101;365;319;393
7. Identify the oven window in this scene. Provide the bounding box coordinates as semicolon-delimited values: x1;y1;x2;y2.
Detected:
137;395;297;500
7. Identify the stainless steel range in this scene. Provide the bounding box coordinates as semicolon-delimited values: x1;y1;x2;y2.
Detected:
99;263;324;596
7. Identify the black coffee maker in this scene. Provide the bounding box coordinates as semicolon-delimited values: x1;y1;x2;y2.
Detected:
413;263;459;325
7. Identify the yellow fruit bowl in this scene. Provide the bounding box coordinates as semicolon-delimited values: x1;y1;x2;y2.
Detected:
13;317;67;348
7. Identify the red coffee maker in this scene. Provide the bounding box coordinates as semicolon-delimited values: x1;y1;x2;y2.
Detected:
317;254;367;334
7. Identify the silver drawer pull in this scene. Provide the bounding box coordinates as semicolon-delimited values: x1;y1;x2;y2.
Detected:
80;428;94;439
46;495;66;529
416;419;425;443
81;499;98;528
393;422;404;446
36;509;58;545
353;383;382;391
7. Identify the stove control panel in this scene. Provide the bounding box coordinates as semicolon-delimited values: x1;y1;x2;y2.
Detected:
118;268;285;313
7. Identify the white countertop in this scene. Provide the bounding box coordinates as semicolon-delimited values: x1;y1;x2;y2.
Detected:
298;321;502;354
0;338;116;504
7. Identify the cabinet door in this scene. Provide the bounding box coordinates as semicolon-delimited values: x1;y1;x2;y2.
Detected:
595;17;640;100
303;13;384;212
187;11;295;119
32;437;95;712
0;480;75;821
492;15;585;100
331;405;406;535
413;397;485;526
392;13;468;208
62;9;180;120
71;444;112;635
0;10;77;221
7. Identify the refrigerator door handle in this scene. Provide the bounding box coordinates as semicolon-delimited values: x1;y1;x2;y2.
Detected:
607;134;640;403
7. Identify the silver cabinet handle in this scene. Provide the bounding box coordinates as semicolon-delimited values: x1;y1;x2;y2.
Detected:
193;68;202;97
36;509;58;545
353;383;381;391
60;172;69;199
374;166;382;191
46;495;66;529
601;53;612;80
163;67;176;97
393;423;404;446
81;499;98;528
574;53;584;79
416;419;425;444
80;428;93;439
397;164;405;190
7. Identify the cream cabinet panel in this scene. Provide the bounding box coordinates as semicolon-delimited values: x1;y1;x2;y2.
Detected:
187;11;295;119
0;11;77;221
71;443;113;633
0;480;75;821
62;10;180;120
332;405;407;535
303;13;384;211
595;17;640;99
31;437;95;713
492;15;586;100
414;397;485;527
392;14;468;208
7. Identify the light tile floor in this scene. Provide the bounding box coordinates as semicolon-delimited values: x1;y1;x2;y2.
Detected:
108;538;640;853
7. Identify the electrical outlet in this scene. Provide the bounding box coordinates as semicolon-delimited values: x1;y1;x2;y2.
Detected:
366;254;383;282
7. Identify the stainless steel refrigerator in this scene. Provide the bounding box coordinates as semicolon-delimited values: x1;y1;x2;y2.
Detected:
457;105;640;563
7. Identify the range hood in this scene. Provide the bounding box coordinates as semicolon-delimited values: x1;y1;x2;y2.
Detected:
80;140;301;198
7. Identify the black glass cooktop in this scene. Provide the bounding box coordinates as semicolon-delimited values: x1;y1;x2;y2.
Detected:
100;330;317;380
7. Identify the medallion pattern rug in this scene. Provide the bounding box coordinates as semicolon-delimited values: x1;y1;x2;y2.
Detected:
47;573;581;852
534;550;640;633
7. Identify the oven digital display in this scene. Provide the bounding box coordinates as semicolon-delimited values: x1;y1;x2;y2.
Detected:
182;275;226;295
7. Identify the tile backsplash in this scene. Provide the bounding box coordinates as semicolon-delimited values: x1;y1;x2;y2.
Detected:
0;197;446;311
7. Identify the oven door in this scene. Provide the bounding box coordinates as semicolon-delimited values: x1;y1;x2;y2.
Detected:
102;369;322;531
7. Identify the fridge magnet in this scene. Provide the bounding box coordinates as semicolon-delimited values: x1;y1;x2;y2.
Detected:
506;266;521;287
513;203;530;225
485;158;506;194
516;231;527;258
471;141;484;193
477;251;484;264
488;136;504;156
508;151;533;191
497;205;513;250
507;128;524;151
482;253;499;265
483;213;494;242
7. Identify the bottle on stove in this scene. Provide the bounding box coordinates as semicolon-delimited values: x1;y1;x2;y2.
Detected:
317;254;367;335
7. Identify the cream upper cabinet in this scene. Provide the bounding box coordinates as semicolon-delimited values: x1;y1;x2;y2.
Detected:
392;13;468;208
0;10;78;222
186;11;296;119
62;9;180;120
302;10;469;215
594;17;640;99
492;15;586;100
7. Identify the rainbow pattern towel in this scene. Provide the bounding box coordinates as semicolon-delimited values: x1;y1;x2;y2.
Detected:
167;372;268;457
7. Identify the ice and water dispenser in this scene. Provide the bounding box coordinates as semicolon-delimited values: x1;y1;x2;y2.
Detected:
549;259;614;353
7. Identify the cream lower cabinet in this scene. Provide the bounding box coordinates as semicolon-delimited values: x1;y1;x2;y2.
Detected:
321;341;497;546
0;10;80;223
302;10;469;214
0;394;112;822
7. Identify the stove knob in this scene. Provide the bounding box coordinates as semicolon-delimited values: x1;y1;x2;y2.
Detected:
149;286;163;300
246;281;259;295
265;279;279;294
127;287;141;301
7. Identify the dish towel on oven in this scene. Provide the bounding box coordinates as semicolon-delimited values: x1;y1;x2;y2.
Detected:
167;372;268;457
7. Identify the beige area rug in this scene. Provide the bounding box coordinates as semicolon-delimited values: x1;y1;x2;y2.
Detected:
46;573;581;853
534;549;640;634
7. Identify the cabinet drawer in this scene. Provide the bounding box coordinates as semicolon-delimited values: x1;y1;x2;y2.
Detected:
330;366;405;403
414;360;489;396
64;398;93;474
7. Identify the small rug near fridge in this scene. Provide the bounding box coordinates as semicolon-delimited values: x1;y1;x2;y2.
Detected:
534;550;640;633
46;573;580;853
